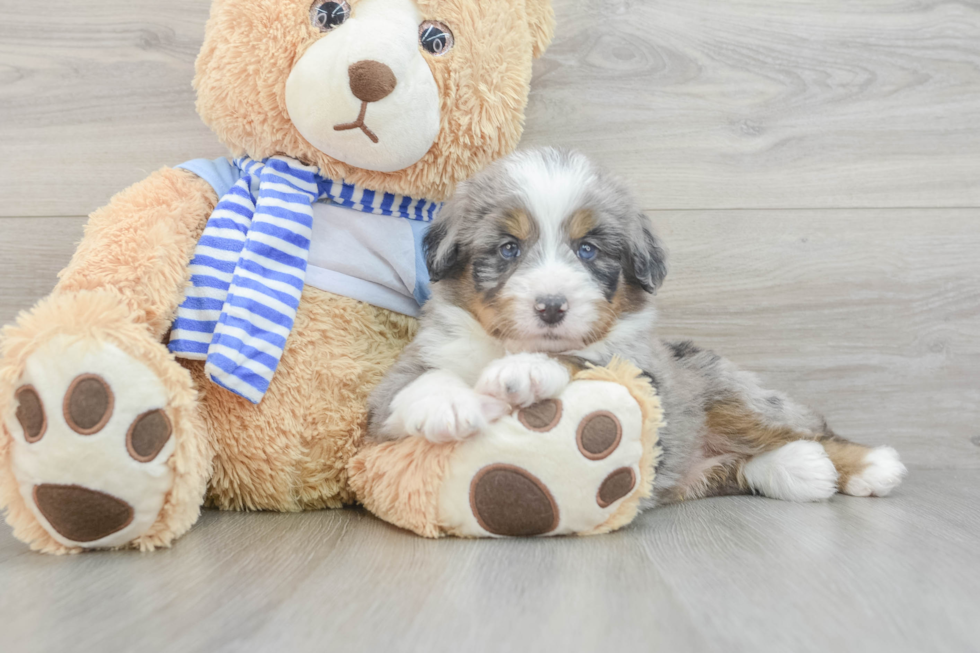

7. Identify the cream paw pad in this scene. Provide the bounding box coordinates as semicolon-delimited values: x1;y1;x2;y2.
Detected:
442;381;643;536
349;359;664;538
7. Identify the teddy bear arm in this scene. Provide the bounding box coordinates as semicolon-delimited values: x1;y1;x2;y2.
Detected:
55;167;219;340
0;167;217;554
525;0;557;59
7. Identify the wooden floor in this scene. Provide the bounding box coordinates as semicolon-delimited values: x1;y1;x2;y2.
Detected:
1;0;979;651
1;471;978;653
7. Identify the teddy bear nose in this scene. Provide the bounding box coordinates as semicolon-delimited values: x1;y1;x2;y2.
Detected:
348;60;397;103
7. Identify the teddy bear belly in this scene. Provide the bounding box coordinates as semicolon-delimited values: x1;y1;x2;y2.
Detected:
179;285;418;512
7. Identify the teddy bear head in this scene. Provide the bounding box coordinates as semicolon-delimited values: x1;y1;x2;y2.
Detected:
194;0;555;200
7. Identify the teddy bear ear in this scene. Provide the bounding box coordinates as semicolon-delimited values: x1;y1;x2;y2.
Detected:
525;0;556;58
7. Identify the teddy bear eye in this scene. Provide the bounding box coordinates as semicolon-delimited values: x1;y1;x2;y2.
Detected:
419;21;454;56
310;1;351;32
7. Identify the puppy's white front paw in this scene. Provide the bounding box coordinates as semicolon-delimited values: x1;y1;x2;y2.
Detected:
475;353;570;408
385;371;509;443
844;446;907;497
743;440;839;502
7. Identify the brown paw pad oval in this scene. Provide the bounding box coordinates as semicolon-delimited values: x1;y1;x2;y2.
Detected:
126;409;173;463
470;464;559;536
33;484;134;543
517;399;562;432
15;385;47;443
597;467;636;508
577;410;622;460
63;374;114;435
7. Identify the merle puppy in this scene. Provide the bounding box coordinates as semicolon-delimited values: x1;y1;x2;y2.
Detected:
367;147;906;506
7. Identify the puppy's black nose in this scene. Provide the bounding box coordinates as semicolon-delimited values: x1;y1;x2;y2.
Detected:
535;295;568;325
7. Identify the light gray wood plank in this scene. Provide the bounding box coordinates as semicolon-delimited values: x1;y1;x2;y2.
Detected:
649;210;980;469
0;217;85;326
2;211;977;468
525;0;980;209
0;0;224;218
0;470;975;653
2;0;980;216
633;469;980;653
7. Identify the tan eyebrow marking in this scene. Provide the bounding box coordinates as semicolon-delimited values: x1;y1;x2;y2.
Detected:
566;209;597;241
502;209;534;240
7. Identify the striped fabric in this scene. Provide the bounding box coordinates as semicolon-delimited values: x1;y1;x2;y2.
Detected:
168;156;440;403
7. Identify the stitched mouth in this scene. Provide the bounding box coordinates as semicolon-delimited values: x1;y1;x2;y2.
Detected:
334;101;379;144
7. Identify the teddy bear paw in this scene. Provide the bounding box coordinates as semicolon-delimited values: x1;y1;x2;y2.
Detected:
437;378;648;537
4;335;176;549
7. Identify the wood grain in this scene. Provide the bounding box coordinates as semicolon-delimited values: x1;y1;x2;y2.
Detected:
0;0;224;218
0;218;85;326
0;470;976;653
524;0;980;209
2;211;978;469
2;0;980;215
650;210;980;470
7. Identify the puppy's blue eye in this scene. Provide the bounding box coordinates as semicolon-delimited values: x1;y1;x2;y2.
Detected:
499;242;521;260
577;243;598;261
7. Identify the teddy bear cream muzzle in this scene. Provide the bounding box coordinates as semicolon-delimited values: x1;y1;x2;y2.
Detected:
285;0;442;173
331;60;398;143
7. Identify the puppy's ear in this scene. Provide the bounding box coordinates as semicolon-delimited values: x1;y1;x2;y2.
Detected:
524;0;555;59
624;215;668;294
423;222;459;283
424;201;469;282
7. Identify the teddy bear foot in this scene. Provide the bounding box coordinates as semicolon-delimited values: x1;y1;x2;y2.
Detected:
1;292;211;553
5;334;179;550
438;376;653;537
349;360;662;539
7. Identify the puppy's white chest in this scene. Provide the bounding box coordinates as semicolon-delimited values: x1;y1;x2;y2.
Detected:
421;308;507;385
431;338;506;386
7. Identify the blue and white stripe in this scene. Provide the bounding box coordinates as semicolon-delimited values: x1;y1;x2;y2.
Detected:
318;177;443;222
169;156;440;403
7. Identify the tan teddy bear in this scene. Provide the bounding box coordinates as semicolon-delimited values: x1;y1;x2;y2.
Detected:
2;0;668;552
0;0;553;553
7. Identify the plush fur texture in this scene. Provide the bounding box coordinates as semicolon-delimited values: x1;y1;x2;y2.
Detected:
186;289;416;512
348;433;459;537
368;148;907;510
1;0;555;552
196;0;555;200
57;169;218;339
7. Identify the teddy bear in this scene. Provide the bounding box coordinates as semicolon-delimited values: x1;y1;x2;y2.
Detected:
0;0;661;553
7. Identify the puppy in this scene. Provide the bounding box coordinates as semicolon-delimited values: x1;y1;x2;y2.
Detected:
367;147;907;506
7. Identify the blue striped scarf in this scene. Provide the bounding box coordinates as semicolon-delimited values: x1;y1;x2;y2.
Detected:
168;155;440;404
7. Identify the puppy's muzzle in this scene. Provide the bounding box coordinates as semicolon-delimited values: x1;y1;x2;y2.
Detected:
535;295;568;326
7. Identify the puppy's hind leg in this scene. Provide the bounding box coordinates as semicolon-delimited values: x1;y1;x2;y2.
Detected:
705;395;906;501
749;388;907;498
740;440;839;502
821;439;907;497
704;397;839;502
